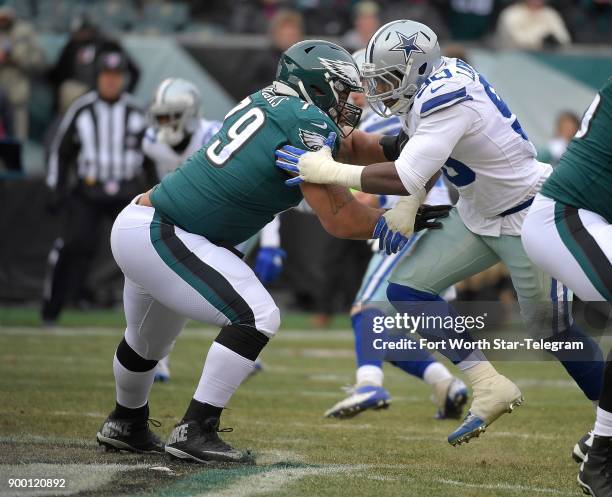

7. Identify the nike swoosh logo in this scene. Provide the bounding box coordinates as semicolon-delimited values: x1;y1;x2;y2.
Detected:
312;122;328;129
431;84;445;94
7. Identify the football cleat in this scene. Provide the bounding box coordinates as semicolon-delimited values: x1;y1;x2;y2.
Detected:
574;431;594;464
165;417;251;463
154;357;171;383
433;377;469;420
324;385;391;419
96;412;164;453
577;435;612;496
448;374;523;446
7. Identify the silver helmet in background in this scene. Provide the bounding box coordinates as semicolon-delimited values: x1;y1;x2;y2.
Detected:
362;20;442;117
149;78;201;146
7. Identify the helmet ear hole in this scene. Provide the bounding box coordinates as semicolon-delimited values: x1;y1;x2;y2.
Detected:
310;85;326;96
418;63;428;75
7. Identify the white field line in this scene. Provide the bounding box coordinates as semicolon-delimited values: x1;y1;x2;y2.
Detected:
435;478;575;496
0;463;144;497
196;464;369;497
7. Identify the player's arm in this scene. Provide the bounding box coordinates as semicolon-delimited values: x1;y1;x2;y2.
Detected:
276;104;475;197
300;183;383;240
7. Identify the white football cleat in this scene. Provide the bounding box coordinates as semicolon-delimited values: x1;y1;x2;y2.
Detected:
324;385;391;419
448;374;523;446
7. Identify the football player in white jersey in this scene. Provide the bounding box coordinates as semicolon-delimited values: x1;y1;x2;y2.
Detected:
144;78;282;381
275;20;604;445
325;50;469;421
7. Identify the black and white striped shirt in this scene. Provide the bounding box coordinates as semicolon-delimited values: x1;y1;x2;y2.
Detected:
46;91;147;191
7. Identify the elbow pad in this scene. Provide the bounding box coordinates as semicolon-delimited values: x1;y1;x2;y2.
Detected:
379;130;409;161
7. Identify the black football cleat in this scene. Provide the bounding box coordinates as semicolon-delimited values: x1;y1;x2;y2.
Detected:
96;412;164;453
574;431;594;463
578;435;612;496
165;417;251;463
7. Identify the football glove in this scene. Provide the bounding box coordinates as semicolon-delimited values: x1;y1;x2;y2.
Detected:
254;247;286;284
275;132;364;189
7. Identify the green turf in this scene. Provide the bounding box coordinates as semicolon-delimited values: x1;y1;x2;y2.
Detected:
0;306;351;330
0;322;600;496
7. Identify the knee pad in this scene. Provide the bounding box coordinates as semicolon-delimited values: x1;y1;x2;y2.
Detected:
215;323;270;361
387;283;441;303
116;338;158;372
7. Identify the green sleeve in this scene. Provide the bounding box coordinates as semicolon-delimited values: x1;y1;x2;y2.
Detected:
287;104;341;157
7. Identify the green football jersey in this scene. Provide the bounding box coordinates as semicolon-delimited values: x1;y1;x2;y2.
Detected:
541;79;612;222
150;86;340;245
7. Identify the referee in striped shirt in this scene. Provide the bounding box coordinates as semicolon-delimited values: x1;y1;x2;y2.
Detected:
42;51;156;324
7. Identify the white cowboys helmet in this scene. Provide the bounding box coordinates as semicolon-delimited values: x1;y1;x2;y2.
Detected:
362;20;442;117
149;78;201;146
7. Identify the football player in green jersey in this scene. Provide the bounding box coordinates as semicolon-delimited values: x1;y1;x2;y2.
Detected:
522;79;612;497
95;39;450;463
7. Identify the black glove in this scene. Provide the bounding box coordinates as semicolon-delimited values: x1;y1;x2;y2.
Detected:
414;204;452;232
379;130;409;161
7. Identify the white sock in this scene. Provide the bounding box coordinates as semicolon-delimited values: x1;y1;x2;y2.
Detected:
356;365;384;387
193;342;255;407
113;354;156;409
594;407;612;437
422;362;453;386
457;350;488;371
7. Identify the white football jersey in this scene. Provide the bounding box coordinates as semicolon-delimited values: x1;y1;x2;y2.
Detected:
142;118;221;178
396;57;552;236
358;110;451;210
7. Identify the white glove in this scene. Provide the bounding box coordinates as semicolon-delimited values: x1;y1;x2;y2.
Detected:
373;187;426;254
275;132;364;189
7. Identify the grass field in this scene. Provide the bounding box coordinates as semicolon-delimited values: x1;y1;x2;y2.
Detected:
0;309;598;497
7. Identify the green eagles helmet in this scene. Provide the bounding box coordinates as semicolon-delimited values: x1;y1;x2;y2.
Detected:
275;40;363;135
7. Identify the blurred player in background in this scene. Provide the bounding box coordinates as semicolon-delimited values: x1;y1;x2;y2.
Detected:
276;20;604;446
325;49;468;421
522;79;611;497
143;78;284;382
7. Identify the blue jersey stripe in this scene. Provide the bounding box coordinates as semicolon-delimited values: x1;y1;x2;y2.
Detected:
421;88;471;116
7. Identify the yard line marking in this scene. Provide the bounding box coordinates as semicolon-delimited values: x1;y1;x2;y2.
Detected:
435;478;575;495
0;463;144;497
196;464;368;497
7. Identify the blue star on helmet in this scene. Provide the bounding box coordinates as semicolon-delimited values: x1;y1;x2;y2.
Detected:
390;32;425;63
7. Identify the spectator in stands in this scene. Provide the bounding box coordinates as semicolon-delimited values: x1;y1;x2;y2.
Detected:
495;0;571;50
342;1;381;51
563;0;612;44
0;6;45;140
538;110;580;167
443;0;497;41
0;88;13;139
48;15;139;114
42;52;155;326
245;9;304;94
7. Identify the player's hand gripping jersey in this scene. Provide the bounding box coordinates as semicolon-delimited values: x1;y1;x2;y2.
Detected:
396;57;551;236
150;86;340;246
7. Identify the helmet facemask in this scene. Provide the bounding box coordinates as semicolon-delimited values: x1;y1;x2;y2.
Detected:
150;108;194;146
326;77;363;137
362;59;418;118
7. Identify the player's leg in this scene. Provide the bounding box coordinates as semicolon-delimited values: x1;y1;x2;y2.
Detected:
490;233;604;403
107;200;278;462
578;349;612;497
97;276;187;453
154;356;171;383
387;209;523;445
41;195;100;324
522;193;612;301
141;217;278;463
325;249;401;419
